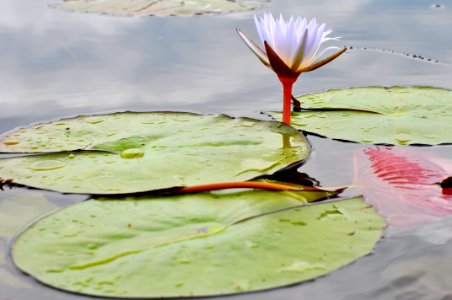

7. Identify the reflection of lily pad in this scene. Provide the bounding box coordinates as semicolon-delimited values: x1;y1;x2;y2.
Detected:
0;112;310;194
13;191;384;298
50;0;264;17
0;192;57;237
269;86;452;145
0;192;59;288
1;245;27;288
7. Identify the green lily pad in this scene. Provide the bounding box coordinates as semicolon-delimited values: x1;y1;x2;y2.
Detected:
13;191;384;297
269;86;452;145
0;112;310;194
50;0;264;17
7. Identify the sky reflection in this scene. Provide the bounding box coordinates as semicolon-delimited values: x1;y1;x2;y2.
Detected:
0;0;451;132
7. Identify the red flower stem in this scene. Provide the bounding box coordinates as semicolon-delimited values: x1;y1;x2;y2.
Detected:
278;76;297;126
282;82;293;125
177;181;321;194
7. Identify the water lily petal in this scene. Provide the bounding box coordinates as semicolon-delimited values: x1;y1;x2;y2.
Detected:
286;17;299;61
300;47;347;72
236;29;270;67
240;13;343;77
264;41;297;78
303;24;326;63
254;15;266;47
310;35;340;61
315;46;341;60
274;15;288;62
259;13;276;47
291;29;308;70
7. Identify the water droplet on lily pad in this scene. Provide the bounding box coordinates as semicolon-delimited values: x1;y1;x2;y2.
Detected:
86;118;104;124
244;240;258;248
176;257;191;264
29;160;66;171
279;261;326;273
120;148;144;159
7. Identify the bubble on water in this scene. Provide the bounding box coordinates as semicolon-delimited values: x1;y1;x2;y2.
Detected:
430;3;446;9
345;45;450;65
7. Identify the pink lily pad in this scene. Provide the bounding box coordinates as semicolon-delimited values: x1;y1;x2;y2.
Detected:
354;146;452;228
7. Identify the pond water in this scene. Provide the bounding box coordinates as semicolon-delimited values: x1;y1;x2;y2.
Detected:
0;0;451;299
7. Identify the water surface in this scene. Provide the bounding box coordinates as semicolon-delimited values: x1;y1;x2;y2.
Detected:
0;0;451;299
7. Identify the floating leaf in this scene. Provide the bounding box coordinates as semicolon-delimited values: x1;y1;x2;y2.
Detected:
354;146;452;228
268;86;452;145
50;0;264;17
13;191;384;297
0;112;310;194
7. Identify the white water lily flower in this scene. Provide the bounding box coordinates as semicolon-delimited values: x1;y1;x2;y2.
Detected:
237;13;346;125
237;13;346;78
